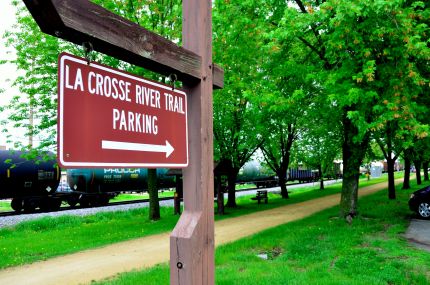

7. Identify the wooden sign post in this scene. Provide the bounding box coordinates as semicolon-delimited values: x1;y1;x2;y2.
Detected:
170;0;214;284
22;1;222;284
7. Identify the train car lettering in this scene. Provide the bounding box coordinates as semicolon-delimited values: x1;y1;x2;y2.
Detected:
104;169;141;174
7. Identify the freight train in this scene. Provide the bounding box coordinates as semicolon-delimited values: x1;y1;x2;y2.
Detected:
236;161;321;188
0;150;330;213
0;150;176;212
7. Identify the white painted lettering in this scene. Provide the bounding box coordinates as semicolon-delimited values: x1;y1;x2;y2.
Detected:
111;108;158;135
74;68;84;91
128;111;135;132
65;65;74;89
113;108;120;129
112;78;119;98
88;72;96;94
96;73;104;95
136;85;142;104
103;76;112;97
119;110;127;130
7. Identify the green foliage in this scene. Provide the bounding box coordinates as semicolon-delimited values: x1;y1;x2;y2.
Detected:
270;0;430;214
276;0;429;143
212;0;269;170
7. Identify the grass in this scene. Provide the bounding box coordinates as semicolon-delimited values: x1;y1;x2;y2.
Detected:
0;201;12;212
95;179;430;285
0;173;404;270
236;183;257;190
111;190;175;202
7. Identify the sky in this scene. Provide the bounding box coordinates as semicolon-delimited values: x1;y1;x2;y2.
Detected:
0;2;20;148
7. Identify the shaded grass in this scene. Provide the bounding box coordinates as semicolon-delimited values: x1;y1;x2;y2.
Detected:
0;174;401;270
95;179;430;285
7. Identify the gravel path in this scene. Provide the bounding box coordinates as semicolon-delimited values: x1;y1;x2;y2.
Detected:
0;180;339;229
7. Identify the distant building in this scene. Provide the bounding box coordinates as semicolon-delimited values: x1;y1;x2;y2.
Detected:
0;145;6;150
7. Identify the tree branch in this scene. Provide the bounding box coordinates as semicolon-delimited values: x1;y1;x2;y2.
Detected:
298;36;324;61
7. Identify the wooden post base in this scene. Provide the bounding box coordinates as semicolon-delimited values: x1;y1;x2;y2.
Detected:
170;211;207;283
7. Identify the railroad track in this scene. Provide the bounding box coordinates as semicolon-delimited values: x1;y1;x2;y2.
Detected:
0;180;330;218
0;196;173;217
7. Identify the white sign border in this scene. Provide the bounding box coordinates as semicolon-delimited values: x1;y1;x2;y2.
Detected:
58;53;189;168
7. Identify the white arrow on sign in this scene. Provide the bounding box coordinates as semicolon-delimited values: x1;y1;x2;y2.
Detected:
101;140;175;158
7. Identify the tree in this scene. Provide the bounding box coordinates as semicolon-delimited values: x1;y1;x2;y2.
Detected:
276;0;430;220
212;0;269;207
147;168;160;220
402;148;413;190
374;121;404;199
256;30;317;196
297;99;342;190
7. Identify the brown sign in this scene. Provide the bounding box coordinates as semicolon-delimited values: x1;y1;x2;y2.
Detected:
57;53;188;168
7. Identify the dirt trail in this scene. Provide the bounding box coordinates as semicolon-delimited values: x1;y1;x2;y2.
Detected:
0;180;399;285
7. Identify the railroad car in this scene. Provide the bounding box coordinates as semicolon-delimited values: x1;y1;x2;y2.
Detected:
236;161;278;188
0;150;61;212
287;168;319;183
66;168;176;206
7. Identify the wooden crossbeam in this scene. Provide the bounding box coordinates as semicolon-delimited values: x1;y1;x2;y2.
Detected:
23;0;224;89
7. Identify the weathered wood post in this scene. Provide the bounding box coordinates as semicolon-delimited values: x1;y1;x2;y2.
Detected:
170;0;214;284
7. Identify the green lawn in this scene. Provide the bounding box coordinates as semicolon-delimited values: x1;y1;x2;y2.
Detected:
0;173;409;270
95;179;430;285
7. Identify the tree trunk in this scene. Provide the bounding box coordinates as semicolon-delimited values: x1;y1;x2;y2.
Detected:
386;158;396;200
318;164;324;190
339;113;368;219
216;175;224;215
423;161;429;181
173;174;183;215
414;160;422;185
278;171;289;199
402;153;411;190
226;168;239;207
340;162;360;219
148;168;160;220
